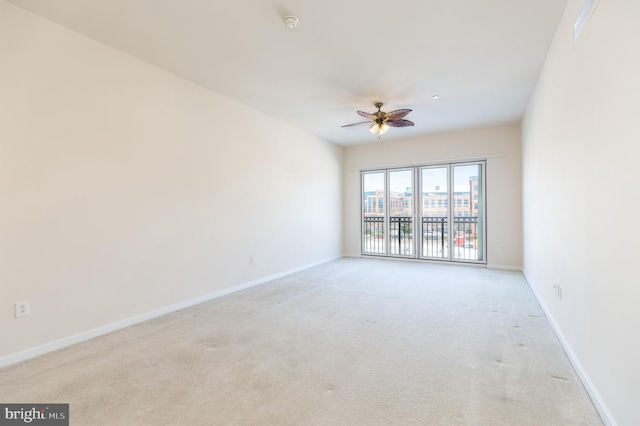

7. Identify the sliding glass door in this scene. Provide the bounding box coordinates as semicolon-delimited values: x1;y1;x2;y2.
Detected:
362;172;386;255
420;166;449;259
388;169;414;257
362;162;485;263
451;163;484;261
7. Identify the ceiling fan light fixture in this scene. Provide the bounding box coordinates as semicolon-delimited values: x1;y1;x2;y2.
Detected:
369;122;390;136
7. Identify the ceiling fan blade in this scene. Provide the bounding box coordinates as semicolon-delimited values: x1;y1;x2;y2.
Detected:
357;111;376;119
341;121;373;128
385;109;412;120
386;119;414;128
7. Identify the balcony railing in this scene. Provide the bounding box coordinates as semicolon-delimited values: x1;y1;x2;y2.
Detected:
363;217;385;254
422;216;447;258
363;216;413;256
390;216;413;256
363;216;480;261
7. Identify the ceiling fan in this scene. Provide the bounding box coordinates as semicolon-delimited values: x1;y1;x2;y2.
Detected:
342;102;414;139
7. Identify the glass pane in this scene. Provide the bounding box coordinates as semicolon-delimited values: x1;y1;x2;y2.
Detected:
453;164;483;261
421;167;449;258
362;172;385;254
389;170;413;256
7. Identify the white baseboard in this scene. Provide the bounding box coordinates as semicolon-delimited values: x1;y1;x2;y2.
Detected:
522;272;615;426
0;255;341;369
341;253;361;258
346;253;521;272
486;263;523;271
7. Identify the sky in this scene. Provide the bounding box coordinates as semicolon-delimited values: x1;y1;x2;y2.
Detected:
363;165;481;193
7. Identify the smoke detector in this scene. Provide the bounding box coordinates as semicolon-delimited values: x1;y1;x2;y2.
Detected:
283;15;299;30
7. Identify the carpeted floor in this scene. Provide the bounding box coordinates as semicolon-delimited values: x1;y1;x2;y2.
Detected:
0;258;602;425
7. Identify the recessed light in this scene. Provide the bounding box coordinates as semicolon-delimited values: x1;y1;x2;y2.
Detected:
432;95;440;100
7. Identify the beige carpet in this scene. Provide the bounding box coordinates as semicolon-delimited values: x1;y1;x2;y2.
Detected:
0;258;602;425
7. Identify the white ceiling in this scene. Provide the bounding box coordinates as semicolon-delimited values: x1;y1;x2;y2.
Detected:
7;0;568;146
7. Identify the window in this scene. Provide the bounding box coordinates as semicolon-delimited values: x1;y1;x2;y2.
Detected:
361;161;486;263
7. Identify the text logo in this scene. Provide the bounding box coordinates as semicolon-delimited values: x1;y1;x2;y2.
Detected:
0;404;68;425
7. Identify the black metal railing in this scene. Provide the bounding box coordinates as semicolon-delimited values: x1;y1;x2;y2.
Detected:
422;216;448;258
389;216;413;256
365;216;480;261
452;216;479;260
421;216;479;260
363;216;385;254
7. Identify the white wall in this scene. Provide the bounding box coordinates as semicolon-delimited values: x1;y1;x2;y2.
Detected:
343;123;522;270
0;2;342;362
522;0;640;424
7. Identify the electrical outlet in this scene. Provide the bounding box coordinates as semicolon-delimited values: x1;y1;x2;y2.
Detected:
558;285;563;300
15;301;30;318
553;283;563;300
